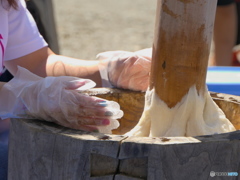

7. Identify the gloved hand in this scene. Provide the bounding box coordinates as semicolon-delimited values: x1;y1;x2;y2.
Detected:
97;48;152;92
0;67;123;133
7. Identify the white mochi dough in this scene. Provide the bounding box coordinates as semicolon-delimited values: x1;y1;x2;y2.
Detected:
126;86;236;137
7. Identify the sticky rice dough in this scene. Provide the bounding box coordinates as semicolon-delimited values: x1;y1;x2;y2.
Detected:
125;85;236;137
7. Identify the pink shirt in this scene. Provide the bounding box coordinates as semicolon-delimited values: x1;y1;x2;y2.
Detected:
0;0;47;74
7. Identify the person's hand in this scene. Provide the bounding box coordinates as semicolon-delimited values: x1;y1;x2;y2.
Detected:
0;67;123;133
97;48;152;92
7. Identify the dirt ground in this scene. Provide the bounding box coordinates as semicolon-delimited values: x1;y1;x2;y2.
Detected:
52;0;157;59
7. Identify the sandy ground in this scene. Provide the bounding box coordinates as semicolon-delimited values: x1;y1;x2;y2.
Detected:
52;0;157;59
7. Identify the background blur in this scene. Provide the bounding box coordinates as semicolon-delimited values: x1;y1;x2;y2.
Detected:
52;0;157;59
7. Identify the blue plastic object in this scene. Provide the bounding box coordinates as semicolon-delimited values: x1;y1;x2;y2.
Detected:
206;67;240;96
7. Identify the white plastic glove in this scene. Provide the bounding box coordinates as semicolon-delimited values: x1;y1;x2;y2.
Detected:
0;67;123;133
97;48;152;92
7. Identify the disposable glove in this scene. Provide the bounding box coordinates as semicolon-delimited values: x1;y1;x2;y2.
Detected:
97;48;152;91
0;67;123;133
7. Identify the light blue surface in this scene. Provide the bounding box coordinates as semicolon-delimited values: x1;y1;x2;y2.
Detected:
206;67;240;96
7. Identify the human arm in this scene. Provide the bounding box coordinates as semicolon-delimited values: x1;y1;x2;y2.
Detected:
3;41;121;132
4;0;152;91
4;47;103;87
5;46;153;91
1;0;147;133
0;67;123;133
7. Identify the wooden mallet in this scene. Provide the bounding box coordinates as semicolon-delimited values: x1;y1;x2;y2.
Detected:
126;0;235;137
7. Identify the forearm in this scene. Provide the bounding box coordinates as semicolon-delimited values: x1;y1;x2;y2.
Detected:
4;47;102;87
46;54;102;87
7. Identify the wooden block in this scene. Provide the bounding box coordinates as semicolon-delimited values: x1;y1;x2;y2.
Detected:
119;133;240;179
8;118;240;180
8;89;240;179
8;118;126;180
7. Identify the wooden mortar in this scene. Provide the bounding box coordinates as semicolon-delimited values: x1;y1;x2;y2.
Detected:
8;89;240;180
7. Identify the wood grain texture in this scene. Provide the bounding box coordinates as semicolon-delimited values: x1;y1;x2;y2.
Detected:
114;175;144;180
8;118;126;180
150;0;217;107
8;118;240;180
120;133;240;179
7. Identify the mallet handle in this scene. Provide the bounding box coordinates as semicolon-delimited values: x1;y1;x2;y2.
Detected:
150;0;217;108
